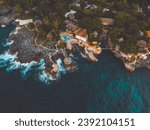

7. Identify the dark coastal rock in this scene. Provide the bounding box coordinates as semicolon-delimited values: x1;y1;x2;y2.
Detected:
44;55;53;71
10;27;47;63
8;24;78;77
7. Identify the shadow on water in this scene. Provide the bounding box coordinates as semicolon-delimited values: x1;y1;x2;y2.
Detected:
0;26;150;113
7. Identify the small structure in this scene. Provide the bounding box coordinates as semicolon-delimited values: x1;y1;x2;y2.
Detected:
139;30;144;37
63;57;72;65
74;28;88;42
68;13;76;20
66;21;78;32
87;46;102;55
103;8;110;13
92;31;98;37
64;20;71;24
85;3;97;9
72;0;80;7
32;7;37;11
34;19;42;27
146;31;150;38
138;53;147;60
100;18;114;26
66;43;72;50
125;54;137;64
136;40;147;48
25;10;30;14
118;37;124;43
65;10;76;19
15;19;33;26
125;63;135;72
92;41;98;45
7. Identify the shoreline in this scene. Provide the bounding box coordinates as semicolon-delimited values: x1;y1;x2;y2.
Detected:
105;35;150;71
1;6;150;80
0;9;79;79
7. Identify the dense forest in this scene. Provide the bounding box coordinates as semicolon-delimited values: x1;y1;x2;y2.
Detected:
1;0;150;53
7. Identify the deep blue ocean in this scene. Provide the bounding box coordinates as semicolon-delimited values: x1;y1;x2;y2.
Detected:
0;25;150;113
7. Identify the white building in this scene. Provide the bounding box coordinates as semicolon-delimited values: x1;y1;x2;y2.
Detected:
74;28;88;42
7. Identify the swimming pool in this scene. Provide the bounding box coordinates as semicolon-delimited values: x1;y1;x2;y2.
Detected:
61;35;71;42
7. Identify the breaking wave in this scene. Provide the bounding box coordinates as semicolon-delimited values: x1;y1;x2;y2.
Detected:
0;40;67;84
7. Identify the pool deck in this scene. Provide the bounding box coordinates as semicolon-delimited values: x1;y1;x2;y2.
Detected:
60;32;102;62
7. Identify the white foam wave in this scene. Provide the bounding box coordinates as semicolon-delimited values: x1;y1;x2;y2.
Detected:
3;40;14;47
0;40;70;84
38;71;54;84
0;50;53;84
56;59;67;77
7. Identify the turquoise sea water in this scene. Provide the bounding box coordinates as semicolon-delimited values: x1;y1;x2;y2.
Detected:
0;25;150;112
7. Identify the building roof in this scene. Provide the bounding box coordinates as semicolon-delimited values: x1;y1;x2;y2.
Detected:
136;40;147;48
137;40;146;44
63;57;72;65
146;31;150;38
66;22;78;31
34;19;42;26
100;18;114;25
92;41;98;45
74;28;88;38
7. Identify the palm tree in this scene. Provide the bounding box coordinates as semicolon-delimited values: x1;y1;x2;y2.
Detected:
50;16;62;40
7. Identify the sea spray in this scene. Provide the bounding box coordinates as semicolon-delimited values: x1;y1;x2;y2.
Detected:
2;39;14;47
20;61;37;78
0;39;14;54
38;71;53;85
0;50;54;84
56;59;67;78
38;59;68;84
0;38;69;84
0;39;73;84
37;59;54;84
0;50;17;68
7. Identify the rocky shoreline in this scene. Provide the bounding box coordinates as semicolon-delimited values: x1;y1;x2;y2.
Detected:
105;36;150;71
9;27;46;63
1;7;150;78
0;8;78;79
113;50;150;70
9;26;79;78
